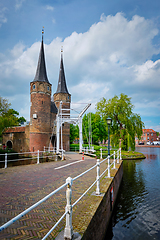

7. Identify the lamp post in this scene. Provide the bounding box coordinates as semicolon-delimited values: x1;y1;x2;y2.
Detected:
106;117;112;156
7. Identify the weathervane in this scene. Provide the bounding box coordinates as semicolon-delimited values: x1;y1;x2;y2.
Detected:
61;46;63;58
42;26;44;40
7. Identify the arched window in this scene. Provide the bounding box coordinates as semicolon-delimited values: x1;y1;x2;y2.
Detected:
7;140;12;149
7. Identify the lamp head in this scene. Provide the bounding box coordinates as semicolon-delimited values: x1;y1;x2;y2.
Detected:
106;117;112;125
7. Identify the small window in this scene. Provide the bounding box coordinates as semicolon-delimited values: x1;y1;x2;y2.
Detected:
33;114;37;119
47;86;50;91
42;101;43;104
33;84;35;89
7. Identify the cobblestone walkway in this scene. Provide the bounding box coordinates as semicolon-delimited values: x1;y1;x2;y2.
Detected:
0;153;110;240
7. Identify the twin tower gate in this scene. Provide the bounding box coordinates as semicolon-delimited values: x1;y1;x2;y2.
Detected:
55;102;91;154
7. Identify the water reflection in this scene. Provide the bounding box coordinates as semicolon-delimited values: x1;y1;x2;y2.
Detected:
104;147;160;240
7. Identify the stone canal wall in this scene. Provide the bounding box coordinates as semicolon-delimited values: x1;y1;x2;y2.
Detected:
70;160;123;240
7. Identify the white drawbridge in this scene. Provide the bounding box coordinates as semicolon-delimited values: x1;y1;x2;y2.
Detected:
56;102;91;154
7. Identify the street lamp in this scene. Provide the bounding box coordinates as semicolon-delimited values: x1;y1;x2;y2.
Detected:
106;117;112;156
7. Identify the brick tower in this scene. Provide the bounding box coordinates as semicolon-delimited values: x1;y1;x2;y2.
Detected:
54;50;71;151
30;32;52;152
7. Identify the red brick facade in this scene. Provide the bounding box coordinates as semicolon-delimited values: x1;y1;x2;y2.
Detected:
29;81;54;152
3;126;30;152
135;129;157;145
29;133;51;152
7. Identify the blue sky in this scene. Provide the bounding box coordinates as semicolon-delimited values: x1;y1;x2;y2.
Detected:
0;0;160;131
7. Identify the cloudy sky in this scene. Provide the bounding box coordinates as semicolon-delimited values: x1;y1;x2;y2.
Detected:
0;0;160;131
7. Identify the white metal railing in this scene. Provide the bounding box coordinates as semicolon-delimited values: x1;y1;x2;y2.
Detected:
0;148;122;240
69;146;95;153
43;146;56;153
99;147;121;160
0;148;67;169
82;146;96;154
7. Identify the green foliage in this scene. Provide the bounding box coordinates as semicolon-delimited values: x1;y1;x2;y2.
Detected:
70;143;104;152
82;113;107;144
0;96;26;137
70;124;79;144
96;93;144;151
18;116;26;125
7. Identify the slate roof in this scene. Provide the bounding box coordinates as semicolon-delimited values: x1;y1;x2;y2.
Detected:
56;54;69;94
51;101;58;114
33;37;50;84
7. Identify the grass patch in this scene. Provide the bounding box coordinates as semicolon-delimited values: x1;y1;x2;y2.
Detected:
70;144;145;160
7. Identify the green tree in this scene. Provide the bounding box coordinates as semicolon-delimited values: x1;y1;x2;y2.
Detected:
0;96;26;139
96;93;144;150
82;113;107;145
70;124;79;144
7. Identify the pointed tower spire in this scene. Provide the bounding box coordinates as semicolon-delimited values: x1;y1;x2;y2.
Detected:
56;47;69;94
33;27;50;83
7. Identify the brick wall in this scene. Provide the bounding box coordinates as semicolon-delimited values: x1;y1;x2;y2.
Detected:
30;133;51;152
30;81;52;152
2;125;30;152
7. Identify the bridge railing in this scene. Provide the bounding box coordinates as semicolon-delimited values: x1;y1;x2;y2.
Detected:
0;148;122;240
0;148;66;168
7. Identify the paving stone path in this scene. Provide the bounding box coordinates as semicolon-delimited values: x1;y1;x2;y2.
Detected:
0;153;109;240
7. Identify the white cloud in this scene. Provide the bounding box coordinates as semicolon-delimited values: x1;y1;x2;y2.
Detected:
0;7;8;27
134;59;160;86
15;0;26;10
45;5;54;11
52;18;56;24
0;12;160;128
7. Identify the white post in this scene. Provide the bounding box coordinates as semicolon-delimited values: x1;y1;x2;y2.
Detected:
120;148;122;160
64;177;73;240
108;156;110;178
56;114;60;154
4;153;7;169
62;150;63;161
100;148;102;159
96;159;100;195
37;150;39;164
117;150;119;164
113;151;116;169
60;101;63;156
79;116;83;153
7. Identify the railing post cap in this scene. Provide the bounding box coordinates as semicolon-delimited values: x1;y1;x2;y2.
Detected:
66;177;73;186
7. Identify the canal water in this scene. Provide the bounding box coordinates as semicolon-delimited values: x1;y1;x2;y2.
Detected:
104;147;160;240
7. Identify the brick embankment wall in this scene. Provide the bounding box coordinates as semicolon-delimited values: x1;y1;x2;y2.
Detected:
136;145;160;148
72;161;123;240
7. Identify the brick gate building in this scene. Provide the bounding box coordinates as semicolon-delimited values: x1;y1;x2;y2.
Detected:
2;33;71;153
